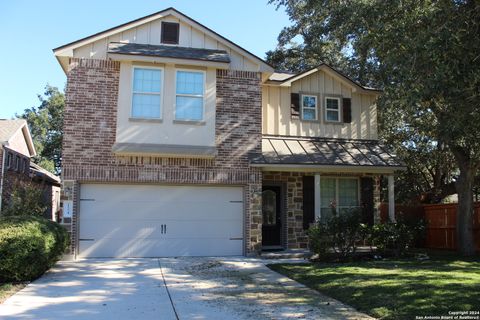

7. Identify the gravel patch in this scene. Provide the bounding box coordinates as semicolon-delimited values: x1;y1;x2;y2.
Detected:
160;257;373;320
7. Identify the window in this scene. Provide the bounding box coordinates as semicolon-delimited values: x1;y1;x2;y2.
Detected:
15;156;20;171
325;97;341;122
161;22;179;44
23;158;29;174
301;94;317;120
320;177;359;221
131;67;162;119
175;70;205;121
262;190;277;226
6;152;12;169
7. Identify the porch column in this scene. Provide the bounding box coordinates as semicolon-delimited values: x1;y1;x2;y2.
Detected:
314;174;321;221
373;175;382;224
388;174;396;222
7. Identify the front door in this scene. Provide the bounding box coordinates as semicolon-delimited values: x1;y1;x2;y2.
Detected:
262;186;282;247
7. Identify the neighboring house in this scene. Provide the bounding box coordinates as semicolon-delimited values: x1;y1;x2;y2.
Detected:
53;7;404;258
0;119;61;220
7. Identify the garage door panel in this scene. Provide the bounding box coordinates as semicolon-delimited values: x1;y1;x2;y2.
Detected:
79;238;243;258
80;219;243;239
79;184;244;257
80;201;243;221
81;185;243;202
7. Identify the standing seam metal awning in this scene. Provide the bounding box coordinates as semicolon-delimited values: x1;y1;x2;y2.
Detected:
250;135;405;169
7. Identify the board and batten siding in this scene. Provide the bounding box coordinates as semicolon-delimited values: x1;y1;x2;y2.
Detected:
72;15;260;72
262;70;378;140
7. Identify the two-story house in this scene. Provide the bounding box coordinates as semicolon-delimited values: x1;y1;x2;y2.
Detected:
54;7;404;258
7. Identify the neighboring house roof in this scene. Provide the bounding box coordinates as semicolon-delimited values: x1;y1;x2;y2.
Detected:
267;63;381;94
0;119;36;157
251;135;405;173
108;42;230;63
30;162;61;186
53;7;274;73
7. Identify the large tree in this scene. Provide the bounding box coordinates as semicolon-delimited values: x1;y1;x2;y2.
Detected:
269;0;480;255
17;85;64;174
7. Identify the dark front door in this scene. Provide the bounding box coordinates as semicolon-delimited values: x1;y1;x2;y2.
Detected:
262;186;282;247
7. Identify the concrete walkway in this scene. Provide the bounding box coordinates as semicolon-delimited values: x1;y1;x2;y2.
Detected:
0;258;372;320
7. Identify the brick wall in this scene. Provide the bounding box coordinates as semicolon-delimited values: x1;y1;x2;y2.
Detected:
0;147;31;210
62;59;263;255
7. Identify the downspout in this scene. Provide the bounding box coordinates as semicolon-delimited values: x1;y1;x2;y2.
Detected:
0;146;6;213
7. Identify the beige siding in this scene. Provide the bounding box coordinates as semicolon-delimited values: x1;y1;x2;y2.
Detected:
72;14;260;72
8;130;31;157
262;70;378;139
116;62;216;147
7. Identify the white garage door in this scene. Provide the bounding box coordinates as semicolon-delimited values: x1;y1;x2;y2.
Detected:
78;184;244;258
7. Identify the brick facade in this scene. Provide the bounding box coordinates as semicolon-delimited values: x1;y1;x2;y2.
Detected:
62;59;263;255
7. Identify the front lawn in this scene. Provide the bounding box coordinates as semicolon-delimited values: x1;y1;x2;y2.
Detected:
268;254;480;320
0;282;26;303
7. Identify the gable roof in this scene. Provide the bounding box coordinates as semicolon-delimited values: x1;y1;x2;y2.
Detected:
0;119;36;157
53;7;273;73
268;63;381;94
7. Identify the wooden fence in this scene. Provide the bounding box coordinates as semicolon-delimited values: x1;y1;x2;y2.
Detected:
423;203;480;251
380;202;480;251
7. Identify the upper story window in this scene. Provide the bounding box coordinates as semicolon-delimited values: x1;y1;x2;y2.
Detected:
161;22;179;44
131;67;163;119
175;70;205;121
325;97;341;122
301;94;317;120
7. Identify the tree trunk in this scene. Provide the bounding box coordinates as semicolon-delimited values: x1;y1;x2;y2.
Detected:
455;159;476;256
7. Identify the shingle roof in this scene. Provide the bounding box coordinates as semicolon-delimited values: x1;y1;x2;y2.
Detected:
251;135;404;169
0;119;27;144
108;42;230;63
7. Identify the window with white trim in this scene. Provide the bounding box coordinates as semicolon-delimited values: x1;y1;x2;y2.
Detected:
301;94;317;120
175;70;205;121
131;67;162;119
320;177;359;221
325;97;341;122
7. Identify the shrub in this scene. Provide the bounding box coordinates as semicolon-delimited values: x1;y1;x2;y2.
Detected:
0;216;69;281
308;208;365;259
370;217;425;257
2;180;48;217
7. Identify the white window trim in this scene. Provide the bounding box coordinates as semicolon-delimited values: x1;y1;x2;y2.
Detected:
174;68;206;122
301;94;318;121
130;65;164;120
320;176;361;212
324;96;341;123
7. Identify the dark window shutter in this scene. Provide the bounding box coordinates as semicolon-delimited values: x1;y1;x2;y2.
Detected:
161;22;179;44
303;176;315;230
360;177;374;225
291;93;300;119
342;98;352;123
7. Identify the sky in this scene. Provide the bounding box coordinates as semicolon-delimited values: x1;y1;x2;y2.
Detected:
0;0;290;119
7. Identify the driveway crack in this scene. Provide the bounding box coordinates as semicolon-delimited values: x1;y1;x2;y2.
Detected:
157;259;180;320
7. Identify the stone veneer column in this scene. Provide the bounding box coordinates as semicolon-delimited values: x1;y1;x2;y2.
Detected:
246;180;263;255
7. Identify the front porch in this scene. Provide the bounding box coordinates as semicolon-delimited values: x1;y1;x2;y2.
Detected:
251;135;405;251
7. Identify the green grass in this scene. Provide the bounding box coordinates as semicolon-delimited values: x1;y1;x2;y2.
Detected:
0;282;26;304
268;253;480;320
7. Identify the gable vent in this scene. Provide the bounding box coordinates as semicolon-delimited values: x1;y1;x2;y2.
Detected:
161;22;179;44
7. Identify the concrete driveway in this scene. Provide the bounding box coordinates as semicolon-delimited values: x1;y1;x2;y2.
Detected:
0;258;372;320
